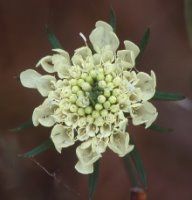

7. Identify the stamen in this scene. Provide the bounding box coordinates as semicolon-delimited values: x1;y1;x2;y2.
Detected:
79;32;87;46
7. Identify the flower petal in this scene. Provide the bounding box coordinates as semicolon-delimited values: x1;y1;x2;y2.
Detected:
89;21;119;53
108;131;134;157
36;56;55;73
124;40;140;59
136;70;156;101
50;124;75;153
20;69;41;88
131;101;158;128
75;161;93;174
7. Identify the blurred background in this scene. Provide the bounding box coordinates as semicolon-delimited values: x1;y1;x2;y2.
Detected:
1;0;192;199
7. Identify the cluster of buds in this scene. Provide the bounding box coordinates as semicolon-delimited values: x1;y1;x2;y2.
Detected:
20;21;157;174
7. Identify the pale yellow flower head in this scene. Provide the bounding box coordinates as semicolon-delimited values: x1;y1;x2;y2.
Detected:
20;20;158;174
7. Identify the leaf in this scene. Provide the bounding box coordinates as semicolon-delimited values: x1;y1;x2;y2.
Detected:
129;141;147;189
88;161;100;200
123;137;147;189
147;123;173;133
123;155;138;187
109;7;116;32
45;25;63;49
184;0;192;46
136;28;150;62
10;119;33;132
19;139;54;158
153;91;185;101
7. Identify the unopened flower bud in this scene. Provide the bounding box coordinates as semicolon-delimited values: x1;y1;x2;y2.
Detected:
69;94;77;103
92;110;100;118
104;89;111;97
103;101;111;109
109;96;117;104
70;79;77;86
72;85;80;93
90;70;97;79
70;104;78;113
95;103;103;111
85;106;93;114
98;80;106;88
78;108;85;116
105;74;113;82
101;109;108;117
81;82;92;91
97;72;105;81
97;95;106;104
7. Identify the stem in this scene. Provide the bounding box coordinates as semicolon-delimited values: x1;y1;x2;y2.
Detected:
130;188;147;200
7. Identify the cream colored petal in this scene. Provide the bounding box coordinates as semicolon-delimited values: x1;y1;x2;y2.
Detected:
76;141;101;166
32;100;55;127
75;161;93;174
117;50;135;69
36;75;56;97
52;49;70;60
77;127;89;141
136;71;156;101
92;137;109;153
100;123;111;137
36;56;55;73
108;131;134;157
132;101;158;128
95;21;113;31
89;21;119;53
20;69;41;89
124;40;140;59
86;123;99;137
50;124;75;153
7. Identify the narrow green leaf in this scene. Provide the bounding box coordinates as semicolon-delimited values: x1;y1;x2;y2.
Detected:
45;25;63;49
88;161;99;200
136;28;150;62
147;123;173;133
10;119;33;132
153;91;185;101
19;139;54;158
123;155;138;187
109;7;116;32
130;142;147;189
184;0;192;46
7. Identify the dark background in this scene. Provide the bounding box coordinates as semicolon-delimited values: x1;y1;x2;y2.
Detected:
1;0;192;199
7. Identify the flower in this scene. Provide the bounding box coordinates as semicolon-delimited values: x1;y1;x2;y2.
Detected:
20;20;158;174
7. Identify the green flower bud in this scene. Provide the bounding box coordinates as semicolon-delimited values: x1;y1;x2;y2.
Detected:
105;74;113;82
101;109;108;117
104;89;111;97
81;73;88;80
108;96;117;104
92;110;100;118
70;104;78;113
95;103;103;111
112;88;121;96
72;85;80;93
70;79;77;86
77;90;84;96
110;104;119;113
97;95;106;104
69;94;77;103
98;80;106;88
77;78;84;87
87;115;94;123
85;76;93;84
78;108;85;116
107;82;114;90
103;101;111;109
113;76;121;86
81;82;92;91
90;70;97;79
97;72;105;81
85;106;93;114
